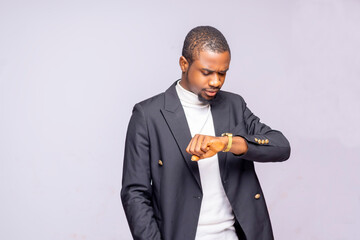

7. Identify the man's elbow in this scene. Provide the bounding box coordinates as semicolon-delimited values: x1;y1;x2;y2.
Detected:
278;140;291;162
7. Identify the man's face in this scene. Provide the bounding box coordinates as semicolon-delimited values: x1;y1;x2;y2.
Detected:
180;50;230;103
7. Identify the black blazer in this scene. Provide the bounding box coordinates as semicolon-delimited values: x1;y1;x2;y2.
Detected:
121;81;290;240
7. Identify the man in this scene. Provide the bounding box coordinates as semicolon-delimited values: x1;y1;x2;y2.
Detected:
121;26;290;240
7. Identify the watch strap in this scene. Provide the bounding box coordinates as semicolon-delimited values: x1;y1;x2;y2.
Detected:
221;133;233;152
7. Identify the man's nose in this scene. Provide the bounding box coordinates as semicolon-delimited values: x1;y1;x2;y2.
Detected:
209;74;221;88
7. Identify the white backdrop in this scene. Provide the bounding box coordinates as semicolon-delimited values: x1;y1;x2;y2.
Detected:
1;0;359;239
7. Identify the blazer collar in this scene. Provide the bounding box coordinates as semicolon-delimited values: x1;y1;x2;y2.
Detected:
164;81;182;112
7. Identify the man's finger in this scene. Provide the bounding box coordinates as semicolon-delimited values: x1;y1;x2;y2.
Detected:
195;135;206;156
186;134;198;154
201;136;209;152
200;149;217;159
191;155;200;161
189;134;200;155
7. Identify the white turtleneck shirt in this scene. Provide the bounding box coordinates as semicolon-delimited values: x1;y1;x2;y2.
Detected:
175;81;238;240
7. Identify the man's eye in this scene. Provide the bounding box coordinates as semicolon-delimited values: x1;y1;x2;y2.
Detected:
202;72;211;76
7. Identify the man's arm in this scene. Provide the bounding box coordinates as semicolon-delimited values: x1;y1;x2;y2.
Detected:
186;134;248;161
234;97;291;162
121;104;161;240
187;97;290;162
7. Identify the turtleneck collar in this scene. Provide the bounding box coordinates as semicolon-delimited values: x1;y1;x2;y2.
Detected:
175;80;209;108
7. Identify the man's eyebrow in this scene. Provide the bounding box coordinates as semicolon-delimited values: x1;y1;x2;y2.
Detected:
219;68;229;73
201;68;214;72
201;68;229;73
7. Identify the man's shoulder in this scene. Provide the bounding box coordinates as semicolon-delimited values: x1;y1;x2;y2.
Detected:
138;92;165;105
132;92;166;114
132;81;177;112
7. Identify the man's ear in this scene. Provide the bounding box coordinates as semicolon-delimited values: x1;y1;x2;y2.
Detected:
179;56;189;73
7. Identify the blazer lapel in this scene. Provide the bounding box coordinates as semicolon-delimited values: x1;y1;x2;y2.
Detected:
211;93;230;176
160;82;202;189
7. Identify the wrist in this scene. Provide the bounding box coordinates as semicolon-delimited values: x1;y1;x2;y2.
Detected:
221;133;233;152
219;136;228;151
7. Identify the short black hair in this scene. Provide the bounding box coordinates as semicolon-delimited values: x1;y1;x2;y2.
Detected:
182;26;230;64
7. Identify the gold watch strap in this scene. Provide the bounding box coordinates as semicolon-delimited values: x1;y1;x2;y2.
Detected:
221;133;233;152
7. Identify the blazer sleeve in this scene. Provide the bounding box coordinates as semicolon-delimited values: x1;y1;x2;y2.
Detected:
233;96;291;162
120;104;161;240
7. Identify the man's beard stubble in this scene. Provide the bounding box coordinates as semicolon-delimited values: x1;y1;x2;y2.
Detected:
185;71;219;104
197;90;217;104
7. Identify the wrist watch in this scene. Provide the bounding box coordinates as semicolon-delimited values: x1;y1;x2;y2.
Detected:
221;133;233;152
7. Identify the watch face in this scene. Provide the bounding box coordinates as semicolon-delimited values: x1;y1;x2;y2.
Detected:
222;133;232;137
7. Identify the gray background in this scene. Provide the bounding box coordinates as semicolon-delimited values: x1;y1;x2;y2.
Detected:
1;0;359;239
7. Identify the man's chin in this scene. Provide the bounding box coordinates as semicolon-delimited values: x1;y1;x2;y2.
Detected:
198;92;216;104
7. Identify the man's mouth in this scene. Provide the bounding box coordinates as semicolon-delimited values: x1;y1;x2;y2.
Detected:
204;89;219;97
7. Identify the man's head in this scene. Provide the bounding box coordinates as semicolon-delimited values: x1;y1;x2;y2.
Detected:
179;26;231;103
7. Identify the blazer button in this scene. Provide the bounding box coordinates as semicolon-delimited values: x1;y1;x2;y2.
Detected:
261;139;265;144
255;138;258;142
265;139;269;144
158;160;163;166
254;193;261;199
